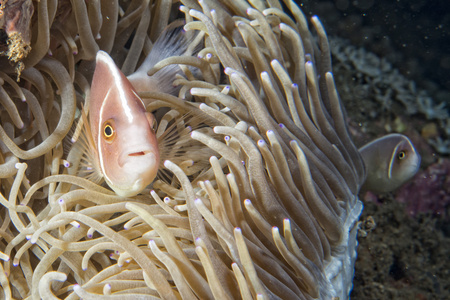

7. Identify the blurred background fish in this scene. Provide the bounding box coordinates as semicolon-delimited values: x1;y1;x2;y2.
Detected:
359;133;421;193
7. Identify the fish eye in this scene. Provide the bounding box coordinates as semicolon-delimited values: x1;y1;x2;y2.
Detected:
103;122;115;141
397;150;407;160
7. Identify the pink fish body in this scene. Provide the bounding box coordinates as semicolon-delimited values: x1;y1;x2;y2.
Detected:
72;22;197;196
89;51;159;197
359;133;421;193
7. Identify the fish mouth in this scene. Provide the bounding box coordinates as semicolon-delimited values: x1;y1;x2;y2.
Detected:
126;149;152;157
119;149;154;167
128;151;149;157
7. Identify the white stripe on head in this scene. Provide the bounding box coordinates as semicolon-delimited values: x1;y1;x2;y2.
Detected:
98;87;113;185
132;90;146;107
97;52;134;123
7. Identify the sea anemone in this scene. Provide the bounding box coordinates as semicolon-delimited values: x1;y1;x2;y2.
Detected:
0;0;365;299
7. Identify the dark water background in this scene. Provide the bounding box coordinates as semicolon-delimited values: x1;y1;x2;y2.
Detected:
298;0;450;103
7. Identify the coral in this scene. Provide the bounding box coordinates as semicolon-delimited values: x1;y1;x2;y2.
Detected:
396;159;450;217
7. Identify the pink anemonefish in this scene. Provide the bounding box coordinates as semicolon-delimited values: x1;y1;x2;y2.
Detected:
71;22;200;197
359;133;421;193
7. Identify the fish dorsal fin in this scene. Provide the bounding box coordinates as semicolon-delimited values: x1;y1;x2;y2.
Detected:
127;20;202;96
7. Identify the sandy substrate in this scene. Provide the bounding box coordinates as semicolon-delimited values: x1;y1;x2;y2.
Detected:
351;196;450;299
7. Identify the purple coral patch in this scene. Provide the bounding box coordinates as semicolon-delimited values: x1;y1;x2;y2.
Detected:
396;159;450;217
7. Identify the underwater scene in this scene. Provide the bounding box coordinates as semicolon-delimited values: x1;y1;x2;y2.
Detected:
302;0;449;299
0;0;448;299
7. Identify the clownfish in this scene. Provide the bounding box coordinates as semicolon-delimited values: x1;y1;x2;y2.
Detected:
71;23;200;197
359;133;421;194
85;51;160;197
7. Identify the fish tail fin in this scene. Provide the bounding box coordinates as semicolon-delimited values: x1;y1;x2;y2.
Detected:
127;20;201;96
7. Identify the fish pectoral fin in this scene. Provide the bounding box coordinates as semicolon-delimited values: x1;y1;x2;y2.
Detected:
67;105;104;185
145;112;157;131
